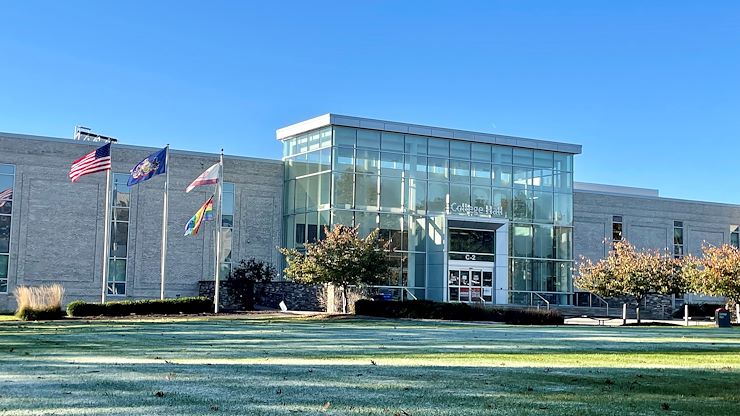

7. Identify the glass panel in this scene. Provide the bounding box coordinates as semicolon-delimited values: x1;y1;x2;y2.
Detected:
0;165;15;175
449;160;470;183
405;135;427;155
220;228;233;262
471;162;491;186
380;152;404;177
0;255;7;279
307;130;321;151
381;132;404;152
553;171;572;192
354;174;378;210
357;129;380;149
513;148;533;166
355;149;380;174
674;228;684;245
355;211;377;237
531;169;553;190
318;148;331;172
306;175;318;209
554;193;573;225
449;270;460;285
513;190;533;220
380;176;403;212
0;215;10;253
513;167;529;188
471;143;492;162
296;134;308;154
333;127;356;147
294;177;307;212
379;214;403;251
428;138;449;157
406;155;427;179
221;192;234;216
534;151;553;168
427;182;447;213
220;263;232;279
492;187;512;219
449;229;495;254
533;225;554;259
113;187;130;207
0;200;11;215
294;213;306;245
318;172;330;209
222;182;235;193
318;210;330;240
449;183;470;208
450;141;471;159
449;287;459;302
511;258;532;292
532;190;554;222
613;222;623;241
408;216;426;252
554;153;572;172
333;147;354;173
320;128;332;148
307;212;319;243
471;186;491;209
460;270;470;286
512;224;533;257
406;179;427;213
285;215;295;248
427;158;448;181
492;165;512;187
110;222;128;257
0;176;13;195
492;145;513;165
555;227;572;259
331;210;354;228
332;173;353;209
108;259;127;282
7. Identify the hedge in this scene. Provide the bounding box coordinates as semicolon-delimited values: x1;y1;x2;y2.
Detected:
16;306;65;321
354;299;564;325
67;297;212;317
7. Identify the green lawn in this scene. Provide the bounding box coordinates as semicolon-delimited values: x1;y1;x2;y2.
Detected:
0;316;738;415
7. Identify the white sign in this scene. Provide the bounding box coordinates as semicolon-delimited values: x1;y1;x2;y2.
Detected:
483;287;492;296
450;202;503;217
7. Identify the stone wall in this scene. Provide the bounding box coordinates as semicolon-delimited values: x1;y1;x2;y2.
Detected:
199;280;327;312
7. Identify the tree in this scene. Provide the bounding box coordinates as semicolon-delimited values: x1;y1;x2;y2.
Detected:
575;240;684;323
225;258;276;310
279;224;394;313
683;244;740;322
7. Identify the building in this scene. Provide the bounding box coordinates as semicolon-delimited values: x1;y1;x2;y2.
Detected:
0;114;737;312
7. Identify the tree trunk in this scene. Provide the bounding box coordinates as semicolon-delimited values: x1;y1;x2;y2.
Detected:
635;297;642;324
341;285;348;314
735;303;740;324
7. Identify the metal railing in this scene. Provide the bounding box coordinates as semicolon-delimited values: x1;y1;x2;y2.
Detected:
574;291;610;315
532;292;550;310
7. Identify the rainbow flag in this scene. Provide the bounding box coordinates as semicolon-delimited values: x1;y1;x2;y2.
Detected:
184;196;214;236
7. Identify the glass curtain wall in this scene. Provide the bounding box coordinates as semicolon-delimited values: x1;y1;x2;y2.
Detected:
109;173;131;295
0;164;15;293
283;126;574;304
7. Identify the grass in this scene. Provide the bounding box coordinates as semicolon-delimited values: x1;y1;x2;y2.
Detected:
0;315;738;415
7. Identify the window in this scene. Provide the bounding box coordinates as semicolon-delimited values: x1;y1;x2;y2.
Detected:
673;221;684;258
612;216;623;243
220;183;235;276
731;226;739;249
0;164;14;293
108;174;131;295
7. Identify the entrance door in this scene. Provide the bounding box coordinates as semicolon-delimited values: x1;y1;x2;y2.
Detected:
447;262;494;303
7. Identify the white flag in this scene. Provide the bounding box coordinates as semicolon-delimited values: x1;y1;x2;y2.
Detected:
185;163;220;193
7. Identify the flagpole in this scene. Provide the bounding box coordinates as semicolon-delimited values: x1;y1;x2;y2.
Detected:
101;160;113;303
214;150;224;313
159;145;170;300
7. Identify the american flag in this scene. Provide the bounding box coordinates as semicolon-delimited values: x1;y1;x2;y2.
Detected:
0;187;10;208
69;143;112;182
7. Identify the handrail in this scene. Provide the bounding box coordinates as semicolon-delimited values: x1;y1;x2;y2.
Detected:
588;292;610;316
532;292;550;310
403;287;418;301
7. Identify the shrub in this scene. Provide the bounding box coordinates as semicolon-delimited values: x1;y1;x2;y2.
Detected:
354;300;564;325
671;303;726;319
14;284;65;321
67;297;212;317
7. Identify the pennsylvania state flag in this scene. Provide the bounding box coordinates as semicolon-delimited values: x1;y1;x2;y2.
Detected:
128;147;167;186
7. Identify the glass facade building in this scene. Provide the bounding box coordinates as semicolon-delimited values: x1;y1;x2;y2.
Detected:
280;114;581;306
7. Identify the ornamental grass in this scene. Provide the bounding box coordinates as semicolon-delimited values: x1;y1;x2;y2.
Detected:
13;284;65;320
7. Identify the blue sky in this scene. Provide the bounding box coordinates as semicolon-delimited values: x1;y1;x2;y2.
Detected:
1;1;739;203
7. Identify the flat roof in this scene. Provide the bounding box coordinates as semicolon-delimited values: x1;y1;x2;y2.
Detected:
574;182;660;197
276;113;582;155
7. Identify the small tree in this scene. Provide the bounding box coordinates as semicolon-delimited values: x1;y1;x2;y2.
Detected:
279;224;394;313
684;244;740;322
575;240;684;323
225;258;276;310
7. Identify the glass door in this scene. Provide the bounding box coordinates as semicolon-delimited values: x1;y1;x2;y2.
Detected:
448;265;494;303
